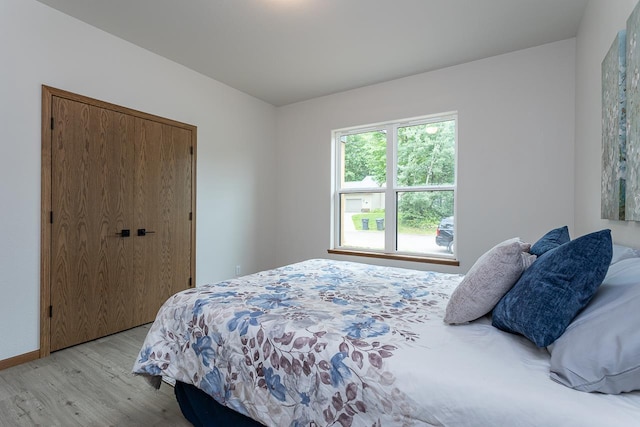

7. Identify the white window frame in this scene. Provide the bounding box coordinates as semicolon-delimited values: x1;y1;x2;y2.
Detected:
330;112;458;262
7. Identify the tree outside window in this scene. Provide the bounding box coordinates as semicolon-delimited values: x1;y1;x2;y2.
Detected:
333;114;456;258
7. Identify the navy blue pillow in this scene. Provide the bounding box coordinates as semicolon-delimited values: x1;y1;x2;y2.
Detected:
492;229;612;347
529;226;570;256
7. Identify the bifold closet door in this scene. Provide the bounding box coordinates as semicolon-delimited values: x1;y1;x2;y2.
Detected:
50;97;135;351
44;86;196;355
49;99;193;352
132;118;193;325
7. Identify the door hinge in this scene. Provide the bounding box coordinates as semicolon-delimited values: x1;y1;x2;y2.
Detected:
189;277;192;287
50;117;54;130
50;211;53;224
49;305;53;318
190;146;193;155
189;212;192;221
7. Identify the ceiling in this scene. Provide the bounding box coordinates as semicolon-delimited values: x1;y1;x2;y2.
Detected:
35;0;589;107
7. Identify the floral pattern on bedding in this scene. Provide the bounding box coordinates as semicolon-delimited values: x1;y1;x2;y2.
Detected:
133;259;462;426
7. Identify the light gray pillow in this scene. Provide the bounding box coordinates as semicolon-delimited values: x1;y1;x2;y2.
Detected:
549;258;640;394
611;244;640;265
444;238;535;324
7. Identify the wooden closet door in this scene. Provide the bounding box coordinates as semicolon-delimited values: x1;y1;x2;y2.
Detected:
132;118;193;325
50;97;135;351
43;86;196;356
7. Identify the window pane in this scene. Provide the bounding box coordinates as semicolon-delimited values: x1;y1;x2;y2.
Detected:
340;194;385;251
341;131;387;188
396;191;454;255
397;120;455;187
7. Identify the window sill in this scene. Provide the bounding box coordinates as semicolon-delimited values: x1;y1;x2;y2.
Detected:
327;249;460;267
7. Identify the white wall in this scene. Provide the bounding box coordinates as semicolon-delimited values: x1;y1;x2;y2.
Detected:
0;0;594;364
0;0;277;361
574;0;640;242
275;39;577;274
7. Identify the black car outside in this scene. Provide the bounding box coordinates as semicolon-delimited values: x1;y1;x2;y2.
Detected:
435;216;454;252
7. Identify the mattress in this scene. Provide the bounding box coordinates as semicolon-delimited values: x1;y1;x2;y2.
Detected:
132;259;640;426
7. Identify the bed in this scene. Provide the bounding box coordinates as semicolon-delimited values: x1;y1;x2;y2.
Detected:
132;239;640;426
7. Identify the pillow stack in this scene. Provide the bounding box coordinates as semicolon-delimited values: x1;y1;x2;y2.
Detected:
446;227;640;394
444;238;535;324
492;228;612;347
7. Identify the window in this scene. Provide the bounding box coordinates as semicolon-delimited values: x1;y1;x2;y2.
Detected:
331;113;457;262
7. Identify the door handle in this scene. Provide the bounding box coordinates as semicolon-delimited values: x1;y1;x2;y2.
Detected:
137;228;156;236
116;229;131;237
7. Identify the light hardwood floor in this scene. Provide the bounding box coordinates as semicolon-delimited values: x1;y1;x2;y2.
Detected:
0;325;191;426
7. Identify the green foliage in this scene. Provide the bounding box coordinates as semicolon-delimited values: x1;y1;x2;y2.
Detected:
342;120;455;230
397;121;455;187
351;210;440;234
343;131;386;185
398;191;454;229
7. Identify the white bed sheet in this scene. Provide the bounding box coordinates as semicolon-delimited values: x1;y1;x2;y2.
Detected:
396;315;640;426
133;259;640;426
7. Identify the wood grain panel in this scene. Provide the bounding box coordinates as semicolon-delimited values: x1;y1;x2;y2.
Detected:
133;118;163;325
133;119;193;325
41;85;197;356
169;126;193;299
50;98;135;351
95;107;135;336
40;88;53;357
51;96;91;351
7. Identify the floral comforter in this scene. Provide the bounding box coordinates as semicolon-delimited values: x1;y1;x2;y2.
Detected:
133;259;462;426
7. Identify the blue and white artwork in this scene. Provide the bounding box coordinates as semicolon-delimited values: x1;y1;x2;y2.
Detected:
627;4;640;221
602;29;627;220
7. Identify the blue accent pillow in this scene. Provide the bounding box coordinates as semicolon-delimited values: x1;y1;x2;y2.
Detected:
529;226;570;256
492;229;612;347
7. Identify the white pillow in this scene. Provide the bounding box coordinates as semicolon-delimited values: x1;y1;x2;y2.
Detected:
549;257;640;393
444;238;534;324
611;244;640;265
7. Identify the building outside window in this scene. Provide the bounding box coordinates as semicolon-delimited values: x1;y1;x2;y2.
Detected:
331;113;457;260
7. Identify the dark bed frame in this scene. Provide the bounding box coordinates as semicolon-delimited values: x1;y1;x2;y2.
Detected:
174;381;265;426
